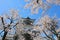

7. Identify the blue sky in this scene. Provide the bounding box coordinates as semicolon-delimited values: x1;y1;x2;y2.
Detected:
0;0;60;19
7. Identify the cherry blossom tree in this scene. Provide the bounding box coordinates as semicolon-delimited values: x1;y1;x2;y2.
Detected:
33;15;60;40
0;9;19;40
46;0;60;5
24;0;60;14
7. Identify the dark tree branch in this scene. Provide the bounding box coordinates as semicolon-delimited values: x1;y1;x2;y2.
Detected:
13;22;19;28
46;26;58;38
43;30;53;40
0;30;4;37
36;0;39;3
2;31;8;40
1;17;6;30
0;17;16;40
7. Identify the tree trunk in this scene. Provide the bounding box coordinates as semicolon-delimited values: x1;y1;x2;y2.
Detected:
2;31;8;40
